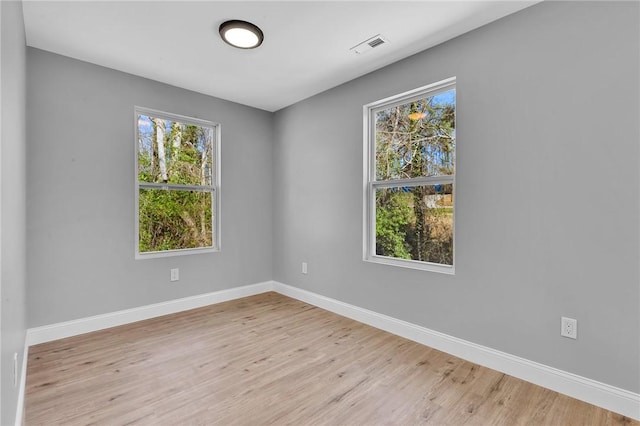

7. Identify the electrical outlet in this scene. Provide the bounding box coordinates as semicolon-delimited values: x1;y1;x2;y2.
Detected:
302;262;308;274
170;268;179;282
561;317;577;339
13;353;18;387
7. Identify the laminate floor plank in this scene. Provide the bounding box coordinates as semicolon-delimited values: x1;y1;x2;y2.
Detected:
25;292;638;425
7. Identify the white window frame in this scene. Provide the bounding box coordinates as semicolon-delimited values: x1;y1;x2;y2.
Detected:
134;106;221;259
363;77;456;274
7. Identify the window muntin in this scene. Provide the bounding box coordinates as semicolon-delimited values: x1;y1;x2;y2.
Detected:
135;107;220;258
364;78;455;273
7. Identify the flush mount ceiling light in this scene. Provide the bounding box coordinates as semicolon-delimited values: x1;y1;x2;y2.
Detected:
219;20;264;49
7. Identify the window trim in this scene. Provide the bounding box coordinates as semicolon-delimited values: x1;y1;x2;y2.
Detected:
362;77;456;274
134;106;221;259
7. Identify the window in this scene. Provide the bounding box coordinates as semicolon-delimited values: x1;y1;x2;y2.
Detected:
135;107;220;258
364;77;456;273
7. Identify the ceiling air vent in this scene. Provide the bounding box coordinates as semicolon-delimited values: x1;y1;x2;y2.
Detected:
350;34;388;55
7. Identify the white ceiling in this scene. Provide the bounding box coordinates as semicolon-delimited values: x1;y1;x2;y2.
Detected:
22;1;539;112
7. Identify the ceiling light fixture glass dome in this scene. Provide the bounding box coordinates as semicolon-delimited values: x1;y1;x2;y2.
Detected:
219;20;264;49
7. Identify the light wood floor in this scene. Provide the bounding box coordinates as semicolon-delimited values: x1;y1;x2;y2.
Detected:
26;292;637;425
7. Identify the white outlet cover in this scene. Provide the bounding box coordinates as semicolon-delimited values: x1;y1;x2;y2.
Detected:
561;317;577;339
13;353;18;387
170;268;179;281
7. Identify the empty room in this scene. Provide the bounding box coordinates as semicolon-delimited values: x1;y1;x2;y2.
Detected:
1;0;639;424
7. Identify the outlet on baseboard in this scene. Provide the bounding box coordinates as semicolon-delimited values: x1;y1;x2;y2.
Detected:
561;317;577;339
170;268;179;282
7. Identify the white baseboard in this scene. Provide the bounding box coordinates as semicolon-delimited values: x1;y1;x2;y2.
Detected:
22;279;639;421
26;281;274;346
273;281;640;421
14;340;28;426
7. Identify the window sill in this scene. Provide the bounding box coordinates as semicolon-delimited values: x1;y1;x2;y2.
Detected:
135;246;219;260
364;255;454;275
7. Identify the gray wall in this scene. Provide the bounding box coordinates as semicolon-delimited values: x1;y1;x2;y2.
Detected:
27;49;274;327
1;1;27;424
273;1;639;393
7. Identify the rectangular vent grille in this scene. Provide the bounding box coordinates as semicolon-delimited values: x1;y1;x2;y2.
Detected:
368;37;385;48
351;34;388;54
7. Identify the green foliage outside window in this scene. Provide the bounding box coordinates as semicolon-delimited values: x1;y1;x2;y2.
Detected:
138;189;213;253
137;113;216;254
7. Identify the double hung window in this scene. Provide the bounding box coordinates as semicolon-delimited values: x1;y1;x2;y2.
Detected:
364;78;456;273
135;107;220;258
